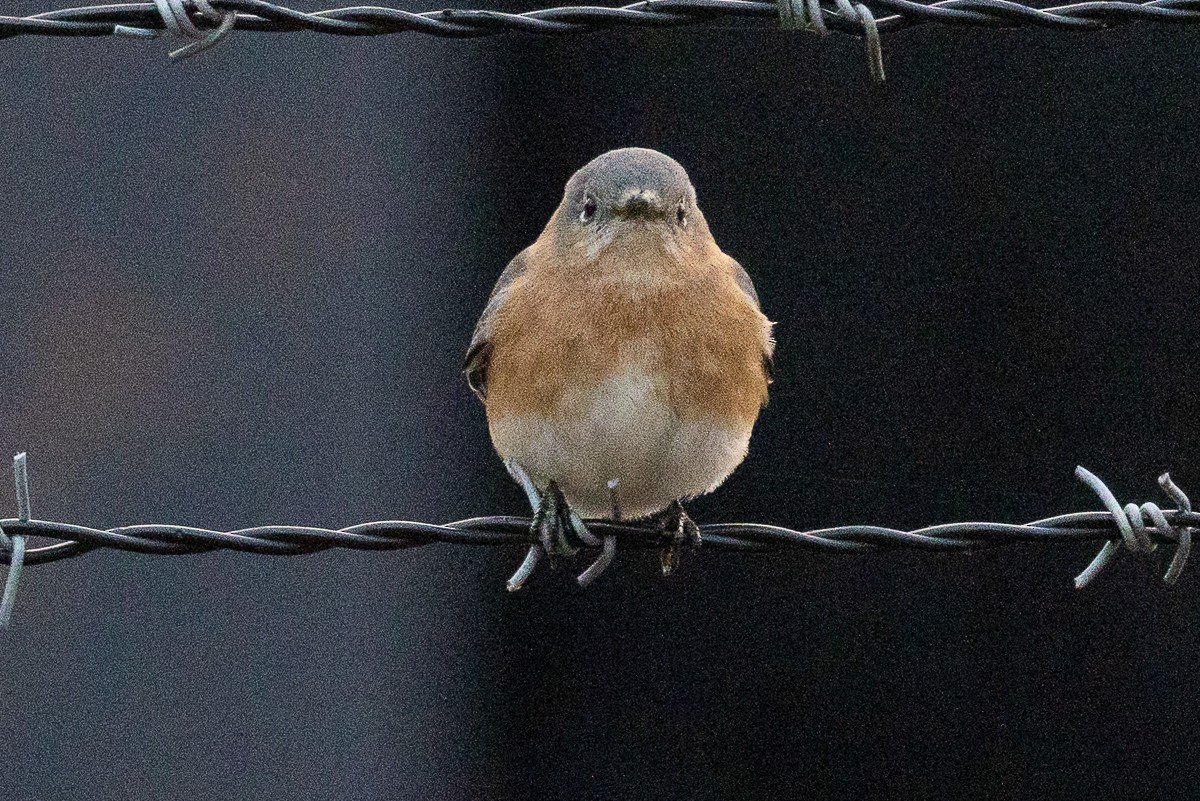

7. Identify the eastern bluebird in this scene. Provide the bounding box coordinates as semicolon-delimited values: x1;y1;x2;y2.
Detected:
465;147;774;584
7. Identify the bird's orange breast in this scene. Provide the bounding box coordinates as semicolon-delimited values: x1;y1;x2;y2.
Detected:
484;240;771;430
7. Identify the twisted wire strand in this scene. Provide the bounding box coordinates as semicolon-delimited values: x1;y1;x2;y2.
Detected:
4;507;1200;564
5;0;1200;41
6;0;1194;74
1;454;1196;607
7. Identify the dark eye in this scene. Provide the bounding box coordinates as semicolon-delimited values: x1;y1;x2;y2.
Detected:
580;198;597;223
676;204;687;226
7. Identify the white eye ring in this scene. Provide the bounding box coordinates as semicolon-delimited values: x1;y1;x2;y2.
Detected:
676;204;687;226
580;198;597;223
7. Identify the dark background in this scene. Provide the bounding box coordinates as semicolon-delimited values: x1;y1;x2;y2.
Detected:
2;7;1199;799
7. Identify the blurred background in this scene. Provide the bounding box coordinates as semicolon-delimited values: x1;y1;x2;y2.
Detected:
1;6;1199;798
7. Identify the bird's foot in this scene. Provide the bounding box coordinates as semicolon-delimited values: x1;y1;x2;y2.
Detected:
503;463;618;591
508;479;619;591
655;500;702;576
532;480;583;564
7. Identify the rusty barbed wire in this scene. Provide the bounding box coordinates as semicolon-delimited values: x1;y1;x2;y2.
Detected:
2;0;1199;73
0;453;1196;626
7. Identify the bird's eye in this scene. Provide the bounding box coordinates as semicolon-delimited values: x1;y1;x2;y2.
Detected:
676;204;687;226
581;198;597;223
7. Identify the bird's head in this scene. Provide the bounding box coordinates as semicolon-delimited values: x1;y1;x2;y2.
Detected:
548;147;710;263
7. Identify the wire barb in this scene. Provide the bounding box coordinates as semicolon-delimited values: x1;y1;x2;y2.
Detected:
165;0;237;59
1072;466;1193;589
778;0;830;32
0;453;31;628
856;2;883;81
1158;473;1193;585
110;0;237;57
828;0;884;79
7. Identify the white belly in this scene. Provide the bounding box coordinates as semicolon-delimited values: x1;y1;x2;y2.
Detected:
488;363;750;519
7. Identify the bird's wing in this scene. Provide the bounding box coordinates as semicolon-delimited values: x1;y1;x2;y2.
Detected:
729;256;775;383
464;249;529;402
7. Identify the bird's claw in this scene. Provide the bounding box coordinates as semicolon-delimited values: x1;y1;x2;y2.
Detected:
658;500;702;576
532;481;581;565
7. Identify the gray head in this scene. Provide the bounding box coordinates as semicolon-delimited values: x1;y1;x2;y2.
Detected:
549;147;707;257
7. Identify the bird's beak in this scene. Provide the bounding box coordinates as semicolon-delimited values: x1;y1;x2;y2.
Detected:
613;189;666;221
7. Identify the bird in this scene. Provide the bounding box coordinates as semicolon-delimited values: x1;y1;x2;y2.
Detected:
464;147;774;585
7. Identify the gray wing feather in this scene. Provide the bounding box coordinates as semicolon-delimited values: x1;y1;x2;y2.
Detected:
464;250;529;401
731;258;761;309
729;257;774;383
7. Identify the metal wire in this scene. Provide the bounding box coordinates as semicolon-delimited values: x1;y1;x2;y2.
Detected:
4;0;1200;45
11;0;1200;39
5;0;1192;76
0;453;1196;626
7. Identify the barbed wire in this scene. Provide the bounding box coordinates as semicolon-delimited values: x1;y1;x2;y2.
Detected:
3;0;1199;75
0;452;1195;626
